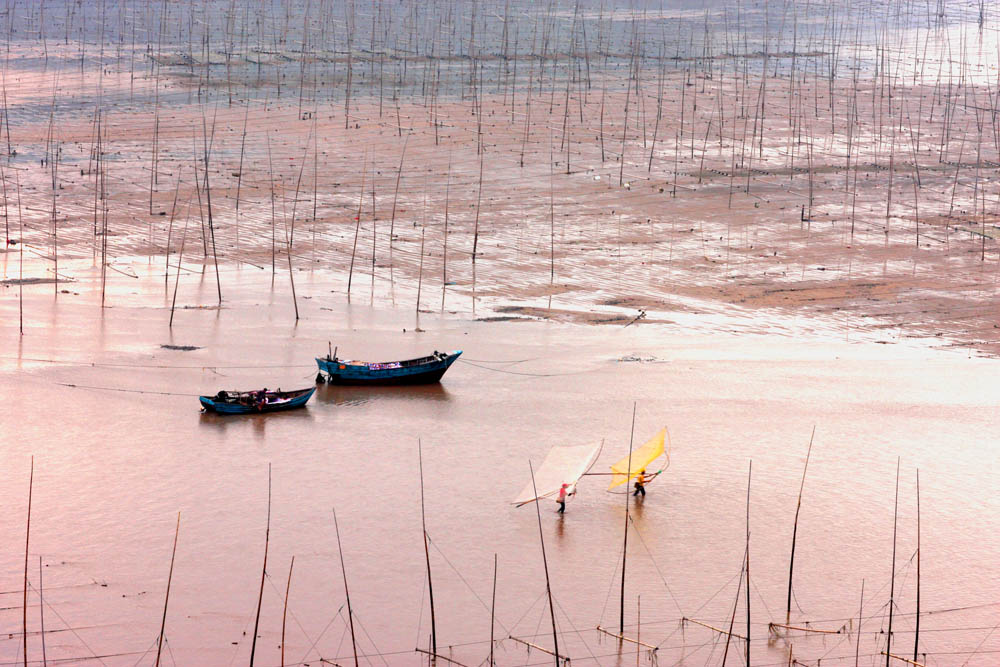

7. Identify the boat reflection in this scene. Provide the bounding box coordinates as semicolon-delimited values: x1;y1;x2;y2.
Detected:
315;381;453;406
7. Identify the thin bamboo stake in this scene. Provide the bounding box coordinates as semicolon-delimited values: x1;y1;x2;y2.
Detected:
23;456;32;667
418;439;437;656
787;426;815;624
347;152;366;296
620;402;636;635
281;556;295;667
489;554;497;667
154;512;180;667
914;469;921;662
38;556;45;667
746;461;751;667
168;203;191;328
886;458;900;667
333;509;359;667
529;460;561;666
248;464;271;667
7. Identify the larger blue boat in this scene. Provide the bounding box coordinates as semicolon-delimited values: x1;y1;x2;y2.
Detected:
199;387;316;414
316;350;462;385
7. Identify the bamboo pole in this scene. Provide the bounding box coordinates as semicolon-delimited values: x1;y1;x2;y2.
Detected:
333;509;359;667
281;556;294;667
248;465;271;667
886;458;900;667
154;513;180;667
914;469;920;662
23;456;32;667
620;402;636;635
418;439;437;657
529;460;561;667
347;152;366;296
489;554;497;667
787;427;815;624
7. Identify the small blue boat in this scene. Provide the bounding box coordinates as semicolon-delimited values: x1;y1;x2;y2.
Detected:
316;350;462;385
199;387;316;414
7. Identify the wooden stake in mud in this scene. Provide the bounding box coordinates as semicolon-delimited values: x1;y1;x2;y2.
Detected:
416;226;425;314
721;545;747;667
441;155;451;311
23;456;33;667
333;509;359;667
529;460;560;666
347;152;367;296
490;554;497;667
914;470;921;663
154;512;180;667
164;171;182;287
886;457;900;667
249;465;271;667
168;203;191;328
746;461;752;667
620;402;637;635
38;555;46;666
856;580;864;667
389;135;408;267
418;439;437;656
787;426;815;624
281;556;295;667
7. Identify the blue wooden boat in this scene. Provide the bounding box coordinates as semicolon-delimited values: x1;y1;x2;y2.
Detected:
316;350;462;385
199;387;316;414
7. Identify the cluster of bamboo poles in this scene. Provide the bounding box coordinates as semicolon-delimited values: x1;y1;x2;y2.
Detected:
3;0;1000;340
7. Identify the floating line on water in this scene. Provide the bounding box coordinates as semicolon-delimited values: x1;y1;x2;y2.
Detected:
1;355;315;370
457;358;593;377
55;382;201;397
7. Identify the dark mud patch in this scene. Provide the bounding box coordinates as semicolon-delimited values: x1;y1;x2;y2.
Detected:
160;344;202;351
2;277;62;285
475;315;531;322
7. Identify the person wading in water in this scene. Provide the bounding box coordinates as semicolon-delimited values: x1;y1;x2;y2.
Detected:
556;483;571;513
633;469;648;498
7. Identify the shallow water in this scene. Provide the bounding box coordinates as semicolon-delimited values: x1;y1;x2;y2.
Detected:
1;263;998;666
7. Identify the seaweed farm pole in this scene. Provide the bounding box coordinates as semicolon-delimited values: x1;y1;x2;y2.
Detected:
249;465;271;667
164;171;182;287
856;580;864;667
347;152;366;297
721;545;747;667
16;169;23;332
201;111;222;304
23;456;33;666
620;402;637;635
416;226;425;314
787;427;815;624
418;439;437;656
333;509;359;667
886;457;900;667
746;461;751;667
235;100;250;258
489;554;497;667
154;512;180;667
472;147;483;263
38;555;46;666
441;155;451;312
281;556;295;667
913;470;920;662
529;461;560;666
17;168;22;335
168;204;190;328
389;135;408;266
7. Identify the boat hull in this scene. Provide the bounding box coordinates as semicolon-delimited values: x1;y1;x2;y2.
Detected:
199;387;316;414
316;350;462;385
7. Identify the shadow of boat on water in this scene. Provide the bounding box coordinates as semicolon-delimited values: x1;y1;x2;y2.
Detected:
314;381;453;407
197;404;318;436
